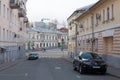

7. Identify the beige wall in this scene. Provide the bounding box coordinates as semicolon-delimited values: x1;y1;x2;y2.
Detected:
68;0;120;56
78;0;120;55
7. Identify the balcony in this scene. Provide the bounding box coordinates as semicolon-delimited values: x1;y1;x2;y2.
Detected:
18;8;26;17
24;17;28;23
10;0;20;9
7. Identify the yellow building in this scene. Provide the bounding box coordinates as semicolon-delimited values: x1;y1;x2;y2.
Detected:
68;0;120;68
67;4;94;57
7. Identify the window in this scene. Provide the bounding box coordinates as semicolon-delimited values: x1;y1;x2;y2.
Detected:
82;21;85;30
39;35;40;39
103;9;105;22
37;35;39;39
5;6;7;19
7;8;9;19
111;4;114;19
0;1;1;15
96;13;99;26
91;15;94;27
7;30;8;41
10;10;12;22
3;28;5;41
81;53;92;59
86;19;88;29
10;31;11;41
3;4;5;17
52;36;54;40
107;7;110;21
35;34;37;39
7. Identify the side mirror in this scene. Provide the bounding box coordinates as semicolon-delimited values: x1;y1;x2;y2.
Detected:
79;56;82;60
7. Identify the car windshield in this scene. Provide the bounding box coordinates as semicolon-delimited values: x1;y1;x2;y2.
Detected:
29;53;38;56
81;52;101;59
91;53;101;59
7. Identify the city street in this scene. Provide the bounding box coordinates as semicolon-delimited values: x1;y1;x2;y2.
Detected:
0;49;119;80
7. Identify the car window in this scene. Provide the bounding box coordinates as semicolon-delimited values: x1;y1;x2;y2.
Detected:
29;53;38;56
81;53;92;59
91;53;101;59
80;52;102;59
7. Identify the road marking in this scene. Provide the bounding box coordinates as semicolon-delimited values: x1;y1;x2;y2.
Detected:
55;67;61;70
76;75;81;78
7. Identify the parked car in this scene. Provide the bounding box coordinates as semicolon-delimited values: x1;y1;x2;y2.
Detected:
73;52;107;74
27;52;39;60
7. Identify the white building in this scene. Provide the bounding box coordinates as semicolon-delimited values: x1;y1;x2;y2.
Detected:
27;21;68;50
0;0;28;63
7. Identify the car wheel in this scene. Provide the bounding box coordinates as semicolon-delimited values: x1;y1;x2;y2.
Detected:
79;65;84;74
73;63;77;71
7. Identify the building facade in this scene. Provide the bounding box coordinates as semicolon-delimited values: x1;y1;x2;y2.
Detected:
0;0;28;63
67;4;93;57
27;21;68;50
68;0;120;68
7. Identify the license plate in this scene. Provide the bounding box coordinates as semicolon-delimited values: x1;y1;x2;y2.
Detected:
93;66;100;68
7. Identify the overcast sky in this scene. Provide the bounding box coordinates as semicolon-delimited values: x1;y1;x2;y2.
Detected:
26;0;99;24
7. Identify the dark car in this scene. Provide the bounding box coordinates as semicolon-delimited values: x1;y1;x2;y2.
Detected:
73;52;107;74
28;52;39;60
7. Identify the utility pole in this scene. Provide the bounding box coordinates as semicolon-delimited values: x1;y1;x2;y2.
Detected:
75;23;78;57
91;15;94;52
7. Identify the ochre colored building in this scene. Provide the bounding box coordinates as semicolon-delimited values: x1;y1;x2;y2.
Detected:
67;0;120;68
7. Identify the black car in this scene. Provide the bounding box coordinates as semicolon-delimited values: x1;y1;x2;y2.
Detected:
28;52;39;60
73;52;107;74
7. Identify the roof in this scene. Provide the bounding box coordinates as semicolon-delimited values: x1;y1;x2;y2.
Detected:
67;3;95;21
76;3;95;12
27;21;66;34
75;0;106;21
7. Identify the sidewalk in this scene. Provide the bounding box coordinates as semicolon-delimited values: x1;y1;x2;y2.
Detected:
63;55;120;78
0;58;25;72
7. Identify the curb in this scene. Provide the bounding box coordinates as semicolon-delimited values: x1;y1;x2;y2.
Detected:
107;73;120;79
63;57;120;79
0;59;25;72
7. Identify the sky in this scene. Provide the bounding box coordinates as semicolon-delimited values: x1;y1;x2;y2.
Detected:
26;0;99;25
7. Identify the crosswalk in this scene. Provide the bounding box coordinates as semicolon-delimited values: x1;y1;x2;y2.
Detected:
26;49;68;58
37;50;67;58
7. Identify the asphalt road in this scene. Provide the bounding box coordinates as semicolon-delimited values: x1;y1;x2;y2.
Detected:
0;50;119;80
